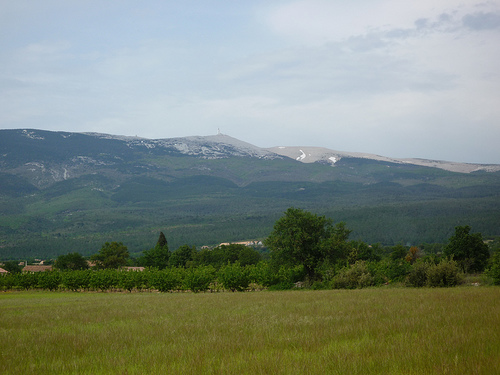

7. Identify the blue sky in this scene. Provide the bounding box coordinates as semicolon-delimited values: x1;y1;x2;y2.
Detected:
1;0;499;163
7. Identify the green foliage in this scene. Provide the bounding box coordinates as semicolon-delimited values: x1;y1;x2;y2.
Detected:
89;269;119;291
37;271;61;291
426;259;462;287
485;250;500;285
150;268;183;292
54;252;89;271
169;245;195;268
366;259;411;285
143;245;170;269
217;262;250;292
1;260;23;274
444;225;490;273
332;261;375;289
194;244;261;268
19;271;38;290
265;207;351;279
183;266;216;293
91;242;129;269
406;261;431;287
348;240;381;263
142;232;171;269
61;270;91;291
156;231;168;248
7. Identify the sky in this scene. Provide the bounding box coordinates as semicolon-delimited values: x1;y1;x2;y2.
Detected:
1;0;500;164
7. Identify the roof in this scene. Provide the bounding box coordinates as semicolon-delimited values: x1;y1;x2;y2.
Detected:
22;265;53;272
0;267;8;274
123;267;145;271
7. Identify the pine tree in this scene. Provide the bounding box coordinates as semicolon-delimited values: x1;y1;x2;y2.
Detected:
157;232;168;249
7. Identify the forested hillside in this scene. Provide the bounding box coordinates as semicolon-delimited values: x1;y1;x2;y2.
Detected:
1;129;499;259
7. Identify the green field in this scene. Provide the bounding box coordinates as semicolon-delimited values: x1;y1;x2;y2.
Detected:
1;288;499;374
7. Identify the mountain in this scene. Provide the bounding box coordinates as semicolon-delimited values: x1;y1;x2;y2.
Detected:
1;128;499;259
267;146;500;173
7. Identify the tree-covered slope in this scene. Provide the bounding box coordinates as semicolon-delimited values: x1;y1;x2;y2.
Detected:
1;129;499;259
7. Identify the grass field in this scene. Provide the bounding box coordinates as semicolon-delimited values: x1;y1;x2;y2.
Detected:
1;288;499;374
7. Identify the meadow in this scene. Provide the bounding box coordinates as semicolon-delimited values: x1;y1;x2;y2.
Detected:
1;288;499;374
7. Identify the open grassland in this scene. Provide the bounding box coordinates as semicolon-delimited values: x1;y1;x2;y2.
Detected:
1;288;499;374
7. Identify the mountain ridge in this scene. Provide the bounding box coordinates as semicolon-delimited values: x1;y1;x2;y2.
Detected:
1;128;499;258
5;128;497;173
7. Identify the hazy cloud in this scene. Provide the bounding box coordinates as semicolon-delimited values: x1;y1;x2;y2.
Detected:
0;0;499;163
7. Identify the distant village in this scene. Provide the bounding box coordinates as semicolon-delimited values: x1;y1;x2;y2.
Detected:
0;240;264;274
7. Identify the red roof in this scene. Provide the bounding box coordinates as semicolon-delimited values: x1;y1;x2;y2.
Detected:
22;265;53;272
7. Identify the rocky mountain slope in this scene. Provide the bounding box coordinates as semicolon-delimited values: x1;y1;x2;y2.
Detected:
2;129;498;190
1;128;499;258
267;146;500;173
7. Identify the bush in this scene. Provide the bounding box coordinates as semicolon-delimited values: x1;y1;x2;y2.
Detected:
248;263;305;289
367;259;411;285
217;262;250;292
62;270;91;291
37;271;61;291
19;272;39;290
485;251;500;285
1;273;20;290
426;259;462;287
183;266;216;293
406;261;430;287
150;268;183;292
89;269;119;291
332;261;374;289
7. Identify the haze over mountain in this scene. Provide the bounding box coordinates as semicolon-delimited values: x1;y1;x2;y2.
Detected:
1;129;499;259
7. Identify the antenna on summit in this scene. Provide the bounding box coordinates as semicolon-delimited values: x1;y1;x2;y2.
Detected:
217;128;221;135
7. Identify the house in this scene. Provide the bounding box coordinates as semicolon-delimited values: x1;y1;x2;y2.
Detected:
123;267;145;272
22;265;53;272
0;267;8;275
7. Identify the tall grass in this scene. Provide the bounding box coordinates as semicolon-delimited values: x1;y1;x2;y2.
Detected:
1;288;499;374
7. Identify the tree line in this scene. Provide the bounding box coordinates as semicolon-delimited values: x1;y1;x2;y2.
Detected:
2;207;500;291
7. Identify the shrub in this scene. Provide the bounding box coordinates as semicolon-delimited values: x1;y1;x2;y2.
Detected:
217;262;250;292
19;272;38;290
62;270;91;291
406;261;430;287
332;261;374;289
37;271;61;291
485;251;500;285
150;268;182;292
183;266;215;293
367;259;411;285
426;259;462;287
90;269;119;291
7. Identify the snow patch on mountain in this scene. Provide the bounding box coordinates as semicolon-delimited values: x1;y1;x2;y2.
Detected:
267;146;500;173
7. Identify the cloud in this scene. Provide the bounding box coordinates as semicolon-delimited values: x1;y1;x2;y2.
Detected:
462;11;500;30
1;0;499;163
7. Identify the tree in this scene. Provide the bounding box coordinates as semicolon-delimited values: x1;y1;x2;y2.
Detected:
54;252;89;271
405;246;422;264
443;226;489;273
486;249;500;285
143;232;170;269
156;231;168;248
265;207;351;279
1;261;23;274
390;244;408;261
169;245;195;268
91;242;129;269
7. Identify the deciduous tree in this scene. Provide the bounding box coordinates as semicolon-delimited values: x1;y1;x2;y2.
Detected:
444;226;489;272
265;207;351;279
91;242;129;269
54;252;89;271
